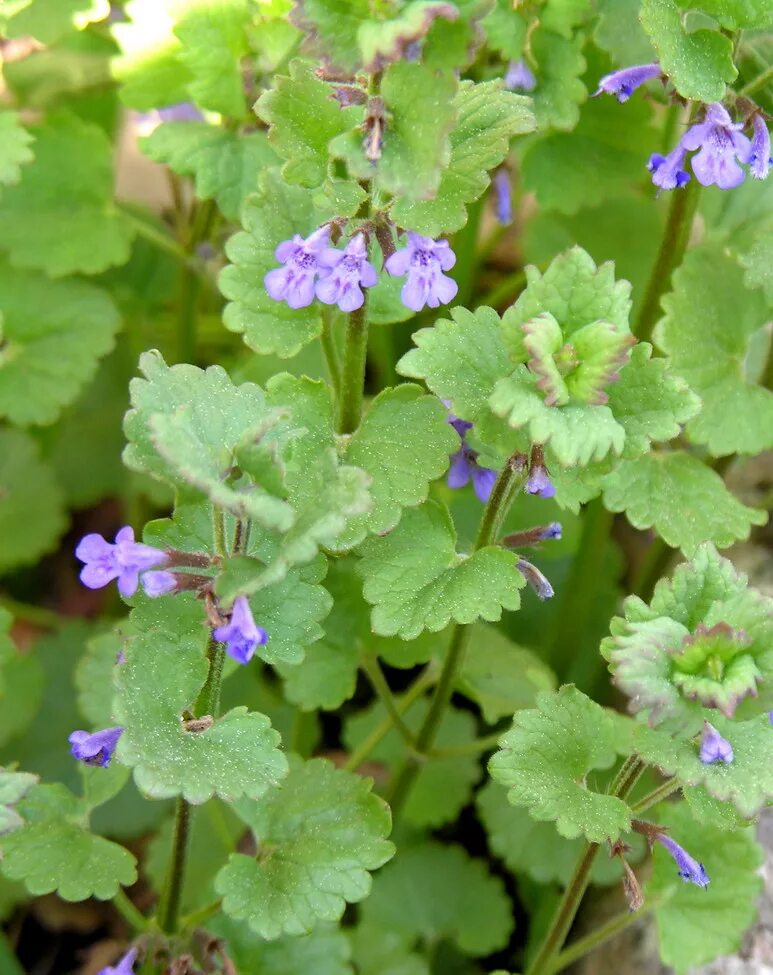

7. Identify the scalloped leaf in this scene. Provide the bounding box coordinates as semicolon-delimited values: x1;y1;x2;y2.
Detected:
208;917;354;975
0;112;33;189
216;758;394;939
115;596;288;804
530;26;586;131
488;685;631;843
0;610;44;749
357;500;524;639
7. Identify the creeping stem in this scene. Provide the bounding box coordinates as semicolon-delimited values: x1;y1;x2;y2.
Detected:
387;456;528;818
336;299;370;434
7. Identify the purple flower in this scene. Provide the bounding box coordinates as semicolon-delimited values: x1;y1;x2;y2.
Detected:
264;226;330;309
156;103;203;123
525;464;555;499
141;570;177;598
99;947;138;975
750;114;771;181
655;834;709;888
213;596;268;665
517;559;554;600
316;233;378;312
385;232;458;312
69;727;123;768
539;521;562;540
448;446;497;503
594;62;661;102
493;169;512;225
505;60;536;92
442;400;472;438
75;527;168;598
681;102;753;190
648;145;691;191
699;721;734;764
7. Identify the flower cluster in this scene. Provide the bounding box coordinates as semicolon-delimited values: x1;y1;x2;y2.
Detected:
265;228;458;313
596;63;772;191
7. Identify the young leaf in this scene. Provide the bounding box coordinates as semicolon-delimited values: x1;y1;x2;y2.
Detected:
390;80;536;236
601;452;767;556
290;0;371;73
0;112;33;190
1;783;136;901
115;596;288;804
256;59;363;188
675;0;773;29
358;1;459;71
488;685;632;843
640;0;736;101
209;916;354;975
216;758;394;938
648;803;763;974
0;113;133;277
357;501;524;640
0;263;121;426
655;245;773;456
220;169;326;357
359;841;514;957
140;124;279;221
0;429;66;573
344;700;481;828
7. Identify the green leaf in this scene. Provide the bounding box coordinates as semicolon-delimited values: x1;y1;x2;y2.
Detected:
350;922;429;975
75;630;123;729
0;112;33;189
209;917;354;975
606;343;700;459
220;169;325;357
360;841;513;957
174;0;250;117
2;0;108;44
375;62;457;202
216;757;394;939
648;803;763;974
0;263;121;426
344;700;481;828
640;0;736;102
458;624;556;723
140;123;278;221
601;452;767;556
594;0;655;65
481;0;526;60
357;501;524;639
632;713;773;818
115;596;288;804
522;92;657;215
1;783;136;901
390;80;535;237
397;305;512;422
654;245;773;456
0;113;133;276
0;429;67;573
488;686;631;843
357;1;459;71
290;0;371;73
0;610;44;749
739;235;773;305
0;769;38;836
256;59;363;188
674;0;773;29
529;27;586;131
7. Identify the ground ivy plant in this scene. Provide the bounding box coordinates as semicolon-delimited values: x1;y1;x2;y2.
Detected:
0;2;771;974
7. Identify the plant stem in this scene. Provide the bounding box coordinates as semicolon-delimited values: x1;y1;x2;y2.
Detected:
336;301;369;434
0;596;63;629
360;655;418;750
480;268;526;309
631;777;680;814
635;176;701;341
525;758;646;975
158;797;193;934
198;635;226;719
320;306;341;393
387;457;527;818
181;898;222;931
112;889;148;932
739;64;773;96
212;506;227;559
632;538;675;602
430;731;503;758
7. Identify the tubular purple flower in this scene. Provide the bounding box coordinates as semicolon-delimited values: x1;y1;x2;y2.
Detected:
525;464;555;499
699;721;734;764
750;114;771;181
99;947;138;975
505;60;536;92
517;559;554;600
682;102;753;190
655;834;710;888
141;570;177;598
213;596;268;665
385;232;458;312
442;400;472;438
539;522;562;540
647;145;691;191
264;226;330;309
75;527;168;598
594;63;660;102
69;727;124;768
493;169;512;225
448;446;497;503
316;233;378;312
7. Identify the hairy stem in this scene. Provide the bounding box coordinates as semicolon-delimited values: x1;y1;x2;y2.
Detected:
336;300;369;434
631;776;681;814
159;798;193;934
320;306;341;393
112;889;148;932
387;457;527;818
360;655;418;750
526;758;646;975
